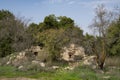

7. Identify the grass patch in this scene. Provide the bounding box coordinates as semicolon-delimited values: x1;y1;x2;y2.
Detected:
0;65;120;80
105;56;120;67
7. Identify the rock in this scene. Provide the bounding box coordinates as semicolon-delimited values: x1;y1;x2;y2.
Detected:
61;50;71;61
32;60;39;64
6;61;10;65
32;60;45;67
19;52;25;56
29;46;42;53
83;55;98;69
52;66;59;69
103;76;110;79
64;66;74;70
18;65;24;70
40;62;45;67
61;44;86;61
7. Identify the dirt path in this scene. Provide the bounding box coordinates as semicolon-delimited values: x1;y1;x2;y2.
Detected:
0;77;37;80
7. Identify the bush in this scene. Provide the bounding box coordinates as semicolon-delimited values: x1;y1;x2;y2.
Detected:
0;10;33;57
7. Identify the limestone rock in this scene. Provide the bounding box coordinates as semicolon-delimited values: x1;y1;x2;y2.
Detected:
52;66;59;69
83;55;98;69
61;44;86;61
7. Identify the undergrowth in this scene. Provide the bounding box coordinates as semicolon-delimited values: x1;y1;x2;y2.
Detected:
0;65;120;80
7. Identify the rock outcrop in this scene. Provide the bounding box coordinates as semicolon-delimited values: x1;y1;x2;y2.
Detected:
83;55;98;69
0;44;99;71
1;46;46;71
61;44;86;61
60;44;98;69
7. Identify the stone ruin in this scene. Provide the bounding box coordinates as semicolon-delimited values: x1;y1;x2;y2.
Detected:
60;44;86;61
60;44;98;69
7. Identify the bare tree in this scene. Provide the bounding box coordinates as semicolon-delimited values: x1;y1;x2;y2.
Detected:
89;4;113;69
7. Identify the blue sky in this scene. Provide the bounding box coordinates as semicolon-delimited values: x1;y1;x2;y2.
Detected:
0;0;120;34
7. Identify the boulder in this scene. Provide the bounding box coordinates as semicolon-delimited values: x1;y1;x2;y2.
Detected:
83;55;98;69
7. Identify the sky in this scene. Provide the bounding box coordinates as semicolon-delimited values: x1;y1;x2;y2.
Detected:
0;0;120;34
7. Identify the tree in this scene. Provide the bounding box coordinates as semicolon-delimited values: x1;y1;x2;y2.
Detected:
43;14;58;29
0;10;33;57
27;14;83;61
58;16;74;28
36;26;84;61
0;9;14;20
83;33;95;55
107;17;120;56
89;4;112;69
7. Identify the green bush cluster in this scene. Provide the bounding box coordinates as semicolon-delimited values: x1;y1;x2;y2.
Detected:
106;17;120;56
27;14;84;61
0;10;33;57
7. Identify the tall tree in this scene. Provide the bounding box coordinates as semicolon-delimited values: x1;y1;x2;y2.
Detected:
89;4;112;69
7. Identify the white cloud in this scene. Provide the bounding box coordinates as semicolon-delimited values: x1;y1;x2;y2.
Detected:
48;0;119;7
78;0;120;8
49;0;76;4
47;0;120;9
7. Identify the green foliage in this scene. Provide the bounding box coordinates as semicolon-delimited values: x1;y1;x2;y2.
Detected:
0;65;120;80
63;26;83;44
58;16;74;28
27;14;83;61
107;17;120;56
83;33;95;55
0;10;33;57
37;29;68;60
43;14;75;29
0;9;14;20
36;26;83;61
0;37;13;57
43;14;58;29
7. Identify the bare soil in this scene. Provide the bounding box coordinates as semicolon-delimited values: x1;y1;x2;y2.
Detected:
0;77;37;80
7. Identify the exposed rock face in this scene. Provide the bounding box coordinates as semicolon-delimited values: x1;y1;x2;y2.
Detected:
60;44;98;69
25;46;42;56
61;44;86;61
1;45;99;71
32;60;45;67
1;46;46;70
83;55;98;69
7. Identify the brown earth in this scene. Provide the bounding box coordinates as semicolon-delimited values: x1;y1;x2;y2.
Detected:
0;77;37;80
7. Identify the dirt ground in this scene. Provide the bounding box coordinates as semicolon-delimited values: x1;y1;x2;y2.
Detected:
0;77;37;80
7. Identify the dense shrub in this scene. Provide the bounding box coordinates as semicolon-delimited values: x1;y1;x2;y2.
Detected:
0;10;33;57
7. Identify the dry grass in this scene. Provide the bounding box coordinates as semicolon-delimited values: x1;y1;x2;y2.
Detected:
105;56;120;67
